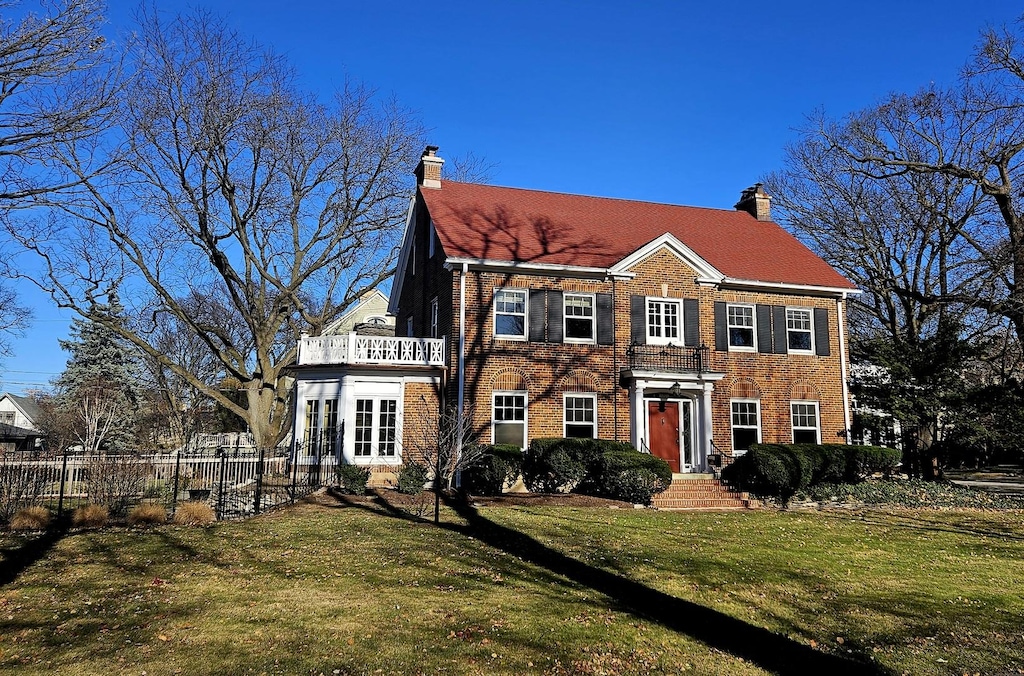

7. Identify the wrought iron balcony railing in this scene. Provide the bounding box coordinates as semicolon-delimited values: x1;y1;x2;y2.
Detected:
626;342;710;374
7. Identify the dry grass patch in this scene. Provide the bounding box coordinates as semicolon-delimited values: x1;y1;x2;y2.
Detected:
72;504;108;528
127;503;167;526
172;501;215;526
9;506;50;531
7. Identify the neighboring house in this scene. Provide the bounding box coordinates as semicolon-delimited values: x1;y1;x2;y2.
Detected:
325;288;395;336
0;393;45;452
291;146;857;482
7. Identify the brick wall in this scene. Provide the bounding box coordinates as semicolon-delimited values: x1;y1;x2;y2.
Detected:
436;247;847;455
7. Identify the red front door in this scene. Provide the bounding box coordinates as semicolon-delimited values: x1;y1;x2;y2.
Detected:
647;401;680;473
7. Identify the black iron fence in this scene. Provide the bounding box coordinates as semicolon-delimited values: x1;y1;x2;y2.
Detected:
0;445;334;525
626;342;710;374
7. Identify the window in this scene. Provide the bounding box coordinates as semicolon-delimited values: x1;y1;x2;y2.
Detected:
303;400;320;452
354;398;399;458
791;401;820;444
428;220;436;258
493;392;527;448
564;394;596;438
647;298;681;345
0;412;13;425
786;308;813;353
323;399;339;456
494;289;527;339
727;304;755;349
564;293;595;343
730;399;760;454
430;297;439;338
406;316;413;337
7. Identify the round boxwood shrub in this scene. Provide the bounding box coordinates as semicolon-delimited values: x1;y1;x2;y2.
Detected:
462;444;523;495
336;463;371;495
589;450;672;504
395;462;429;495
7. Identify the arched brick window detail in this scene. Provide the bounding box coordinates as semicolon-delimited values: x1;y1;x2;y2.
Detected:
492;368;529;392
791;381;820;401
560;369;599;393
730;379;761;399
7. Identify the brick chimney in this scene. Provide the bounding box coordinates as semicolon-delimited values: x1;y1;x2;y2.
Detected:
414;145;444;189
735;183;772;221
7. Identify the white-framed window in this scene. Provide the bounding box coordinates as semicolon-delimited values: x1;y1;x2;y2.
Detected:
730;399;761;454
786;308;814;353
364;314;388;326
354;397;399;458
429;297;439;338
564;293;596;343
647;298;682;345
494;289;527;339
791;401;820;444
0;412;14;425
563;393;597;438
492;391;527;448
727;304;756;350
323;399;339;457
303;400;320;451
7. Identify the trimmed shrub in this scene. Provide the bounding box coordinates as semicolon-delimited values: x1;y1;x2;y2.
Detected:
462;444;523;495
395;462;429;495
336;463;370;495
722;443;902;503
173;501;216;526
521;437;671;503
72;503;109;529
10;506;50;531
590;450;673;504
128;503;167;526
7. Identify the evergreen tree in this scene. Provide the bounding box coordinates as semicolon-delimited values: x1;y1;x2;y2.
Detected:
55;292;141;452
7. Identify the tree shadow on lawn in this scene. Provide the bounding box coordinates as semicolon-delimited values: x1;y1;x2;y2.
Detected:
0;524;68;588
345;491;892;676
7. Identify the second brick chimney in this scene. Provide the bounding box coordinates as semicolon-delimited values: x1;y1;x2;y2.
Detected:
414;145;444;189
735;183;772;221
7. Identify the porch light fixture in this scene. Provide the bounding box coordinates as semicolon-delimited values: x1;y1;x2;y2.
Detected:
668;382;683;398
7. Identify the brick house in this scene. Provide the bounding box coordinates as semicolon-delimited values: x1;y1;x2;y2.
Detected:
291;146;856;485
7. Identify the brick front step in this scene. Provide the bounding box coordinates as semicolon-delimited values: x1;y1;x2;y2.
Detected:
652;477;756;510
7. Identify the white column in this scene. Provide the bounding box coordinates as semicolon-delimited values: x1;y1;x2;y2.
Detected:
702;384;714;471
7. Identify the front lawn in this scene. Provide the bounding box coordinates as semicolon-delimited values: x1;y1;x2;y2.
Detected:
1;495;1021;675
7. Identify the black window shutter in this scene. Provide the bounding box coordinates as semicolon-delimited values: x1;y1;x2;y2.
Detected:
546;290;563;343
756;304;773;353
772;305;787;354
683;298;699;347
713;301;728;351
814;307;831;356
528;289;546;342
596;293;614;345
630;295;647;345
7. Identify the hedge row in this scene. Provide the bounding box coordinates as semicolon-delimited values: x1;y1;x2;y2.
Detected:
721;443;901;502
461;445;524;495
521;437;672;504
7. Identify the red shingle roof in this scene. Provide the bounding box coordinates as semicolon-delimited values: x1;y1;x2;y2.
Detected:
420;181;855;290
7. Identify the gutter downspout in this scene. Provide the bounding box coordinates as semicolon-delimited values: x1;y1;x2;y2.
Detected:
837;293;852;443
611;275;618;441
457;262;468;437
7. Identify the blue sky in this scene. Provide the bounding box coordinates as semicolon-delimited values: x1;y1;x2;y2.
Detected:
4;0;1020;393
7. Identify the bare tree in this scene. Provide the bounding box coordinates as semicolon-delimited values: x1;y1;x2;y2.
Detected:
0;0;115;204
409;404;486;524
808;18;1024;344
10;8;424;447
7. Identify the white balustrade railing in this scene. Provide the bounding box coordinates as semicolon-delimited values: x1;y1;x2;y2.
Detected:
297;334;444;367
